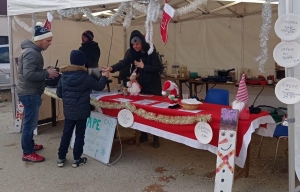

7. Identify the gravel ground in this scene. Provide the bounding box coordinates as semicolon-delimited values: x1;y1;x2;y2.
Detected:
0;101;297;192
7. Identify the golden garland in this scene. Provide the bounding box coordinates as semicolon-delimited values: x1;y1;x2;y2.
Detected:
44;88;211;125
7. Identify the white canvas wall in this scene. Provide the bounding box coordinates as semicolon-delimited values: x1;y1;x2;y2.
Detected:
12;17;124;69
126;14;285;108
0;16;8;36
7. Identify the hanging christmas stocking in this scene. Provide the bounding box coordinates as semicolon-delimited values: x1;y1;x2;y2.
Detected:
44;12;54;30
160;3;175;44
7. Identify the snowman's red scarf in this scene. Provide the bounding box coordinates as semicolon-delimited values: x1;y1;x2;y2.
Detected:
216;150;235;174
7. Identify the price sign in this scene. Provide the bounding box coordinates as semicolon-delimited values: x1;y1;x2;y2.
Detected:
194;122;213;144
117;109;134;128
275;77;300;104
275;13;300;41
273;41;300;68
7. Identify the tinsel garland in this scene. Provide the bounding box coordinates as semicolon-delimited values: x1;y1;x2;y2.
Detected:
57;2;129;26
123;3;135;28
145;0;161;54
13;16;34;33
44;88;211;125
175;0;208;16
255;0;272;73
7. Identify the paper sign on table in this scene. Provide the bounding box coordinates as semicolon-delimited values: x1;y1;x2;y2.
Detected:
113;98;133;102
133;99;158;105
178;109;202;113
151;102;170;109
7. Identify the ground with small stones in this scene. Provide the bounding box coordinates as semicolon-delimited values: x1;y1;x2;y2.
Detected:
0;101;297;192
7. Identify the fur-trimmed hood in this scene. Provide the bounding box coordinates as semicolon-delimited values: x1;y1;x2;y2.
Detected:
60;65;87;73
59;65;88;87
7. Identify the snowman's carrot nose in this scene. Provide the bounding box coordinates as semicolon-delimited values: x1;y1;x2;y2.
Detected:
219;138;228;144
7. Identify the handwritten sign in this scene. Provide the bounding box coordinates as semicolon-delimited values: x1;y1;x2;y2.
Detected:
273;41;300;68
117;109;134;128
194;122;213;144
70;112;117;164
151;102;170;109
275;13;300;41
275;77;300;104
133;99;158;105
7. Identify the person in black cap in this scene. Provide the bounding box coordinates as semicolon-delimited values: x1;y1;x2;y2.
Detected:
101;30;162;148
56;50;109;168
79;30;100;69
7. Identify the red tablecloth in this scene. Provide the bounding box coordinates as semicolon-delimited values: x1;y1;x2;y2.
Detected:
98;94;270;158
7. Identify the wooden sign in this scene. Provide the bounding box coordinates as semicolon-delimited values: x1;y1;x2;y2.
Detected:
214;108;239;192
70;112;117;164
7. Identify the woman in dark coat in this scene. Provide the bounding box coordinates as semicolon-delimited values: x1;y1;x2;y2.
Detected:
102;30;162;148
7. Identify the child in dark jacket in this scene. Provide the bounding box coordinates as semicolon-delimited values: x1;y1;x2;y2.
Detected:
56;50;109;168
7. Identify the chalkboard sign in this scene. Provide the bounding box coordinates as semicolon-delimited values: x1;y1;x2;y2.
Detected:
70;112;117;164
275;13;300;41
273;41;300;68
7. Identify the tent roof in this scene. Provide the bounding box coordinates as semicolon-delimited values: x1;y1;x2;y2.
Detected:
7;0;128;16
8;0;279;24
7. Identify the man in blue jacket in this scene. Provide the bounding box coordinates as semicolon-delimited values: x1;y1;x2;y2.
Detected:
56;50;109;168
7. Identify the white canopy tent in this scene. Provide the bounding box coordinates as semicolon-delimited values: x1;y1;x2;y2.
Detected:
11;1;300;190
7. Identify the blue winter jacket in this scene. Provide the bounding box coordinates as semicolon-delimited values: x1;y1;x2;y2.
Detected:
56;65;107;120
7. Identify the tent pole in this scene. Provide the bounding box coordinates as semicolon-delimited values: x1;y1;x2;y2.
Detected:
285;0;295;191
7;16;16;124
287;69;295;192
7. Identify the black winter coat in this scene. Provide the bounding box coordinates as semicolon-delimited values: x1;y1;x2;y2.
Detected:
111;30;162;96
56;65;107;120
79;41;100;68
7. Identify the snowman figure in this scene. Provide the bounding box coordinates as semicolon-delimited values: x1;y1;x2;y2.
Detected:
214;108;239;192
128;69;141;96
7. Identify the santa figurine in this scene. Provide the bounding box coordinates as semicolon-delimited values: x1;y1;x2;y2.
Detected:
161;80;180;109
232;73;250;120
128;69;141;96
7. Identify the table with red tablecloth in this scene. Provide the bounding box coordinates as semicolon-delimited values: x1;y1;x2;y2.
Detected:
96;94;276;168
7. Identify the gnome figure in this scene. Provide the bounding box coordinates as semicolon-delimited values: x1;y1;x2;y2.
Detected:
128;69;141;96
232;73;250;120
161;80;180;109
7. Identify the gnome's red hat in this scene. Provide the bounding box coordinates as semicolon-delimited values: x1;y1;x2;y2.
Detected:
235;74;249;104
162;80;178;95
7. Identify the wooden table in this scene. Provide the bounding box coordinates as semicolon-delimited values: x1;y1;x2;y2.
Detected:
188;80;237;95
